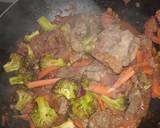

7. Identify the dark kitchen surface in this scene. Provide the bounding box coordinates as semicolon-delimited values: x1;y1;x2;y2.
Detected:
0;2;10;14
0;0;160;128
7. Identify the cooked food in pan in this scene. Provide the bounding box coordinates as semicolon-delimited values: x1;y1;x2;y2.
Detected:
3;8;160;128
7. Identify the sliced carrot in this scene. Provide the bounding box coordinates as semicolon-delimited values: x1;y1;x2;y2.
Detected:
151;75;160;98
38;66;59;79
142;66;154;75
26;78;61;88
73;119;84;128
88;83;111;96
97;96;106;111
136;49;143;64
113;67;135;88
133;62;149;68
72;59;92;68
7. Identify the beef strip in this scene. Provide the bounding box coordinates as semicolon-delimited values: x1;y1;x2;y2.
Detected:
92;24;140;73
29;29;70;60
57;60;117;86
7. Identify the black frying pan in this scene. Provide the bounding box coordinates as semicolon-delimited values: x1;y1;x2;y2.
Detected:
0;0;160;128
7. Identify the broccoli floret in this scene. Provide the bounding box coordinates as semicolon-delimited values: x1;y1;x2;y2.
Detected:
9;71;34;85
52;119;75;128
53;79;78;100
71;92;96;119
3;53;23;72
37;16;59;32
15;90;32;111
40;53;66;68
25;30;39;42
30;96;58;128
101;95;127;111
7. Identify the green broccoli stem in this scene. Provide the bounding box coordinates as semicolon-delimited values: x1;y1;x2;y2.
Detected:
25;30;39;42
26;45;35;60
9;76;24;85
37;16;58;32
3;53;23;72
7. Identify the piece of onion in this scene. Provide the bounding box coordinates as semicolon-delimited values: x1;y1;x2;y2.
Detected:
78;86;85;97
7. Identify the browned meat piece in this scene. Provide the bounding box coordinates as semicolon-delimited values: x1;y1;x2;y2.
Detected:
89;110;123;128
89;110;112;128
57;60;117;85
81;61;117;85
124;73;151;127
29;29;70;60
92;51;122;74
56;96;69;116
92;25;140;73
70;21;87;52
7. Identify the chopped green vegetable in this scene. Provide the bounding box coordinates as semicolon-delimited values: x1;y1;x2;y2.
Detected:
30;96;58;128
101;95;127;111
53;79;78;100
15;90;32;111
25;44;35;60
3;53;23;72
52;119;75;128
71;92;96;119
25;30;39;42
9;71;34;85
40;53;66;68
37;16;58;32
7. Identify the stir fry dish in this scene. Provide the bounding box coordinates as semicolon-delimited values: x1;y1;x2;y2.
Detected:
3;8;160;128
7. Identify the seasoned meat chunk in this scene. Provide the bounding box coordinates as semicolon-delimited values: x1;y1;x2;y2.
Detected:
70;14;100;52
92;25;140;73
30;29;70;59
89;110;123;128
89;110;112;128
56;96;69;116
